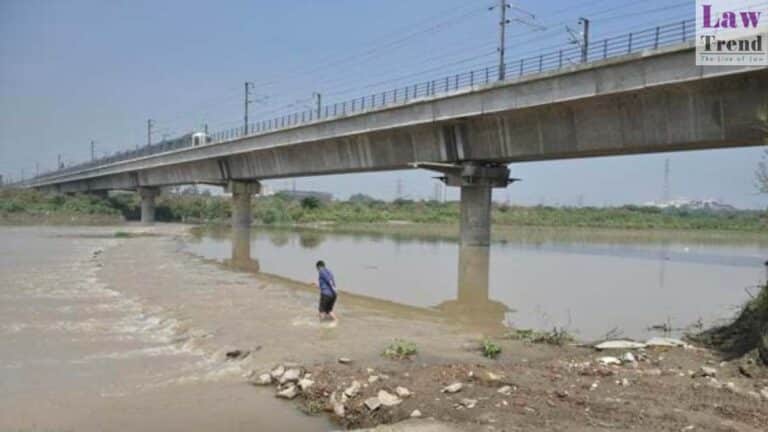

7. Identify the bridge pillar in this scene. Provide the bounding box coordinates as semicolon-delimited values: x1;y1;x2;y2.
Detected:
414;162;514;247
227;181;261;229
460;184;494;247
138;187;159;225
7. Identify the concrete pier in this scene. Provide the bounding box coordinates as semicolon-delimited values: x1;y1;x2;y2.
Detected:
227;181;260;229
418;162;511;247
138;187;159;225
460;185;493;247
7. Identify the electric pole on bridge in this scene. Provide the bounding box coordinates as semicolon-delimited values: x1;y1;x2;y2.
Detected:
244;81;254;135
568;17;590;63
146;119;154;148
491;1;543;81
313;92;322;119
90;140;95;161
496;0;509;80
579;18;590;63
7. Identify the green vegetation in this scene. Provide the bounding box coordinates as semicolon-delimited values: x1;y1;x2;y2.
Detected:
0;189;231;224
0;189;119;216
0;188;122;224
251;194;766;232
298;399;324;416
505;328;575;346
692;282;768;365
1;188;765;233
382;339;418;360
481;338;502;359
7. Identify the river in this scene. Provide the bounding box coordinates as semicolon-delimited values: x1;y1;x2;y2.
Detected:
0;225;330;431
185;224;768;341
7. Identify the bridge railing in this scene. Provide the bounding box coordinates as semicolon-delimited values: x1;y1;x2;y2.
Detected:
33;18;696;184
218;19;695;142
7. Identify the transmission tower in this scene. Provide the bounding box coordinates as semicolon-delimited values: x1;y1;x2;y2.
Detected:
662;158;670;203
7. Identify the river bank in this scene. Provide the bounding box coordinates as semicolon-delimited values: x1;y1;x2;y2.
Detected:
2;188;766;233
1;223;767;431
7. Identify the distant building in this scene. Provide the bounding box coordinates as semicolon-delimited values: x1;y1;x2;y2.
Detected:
260;183;275;196
642;198;737;211
276;190;334;202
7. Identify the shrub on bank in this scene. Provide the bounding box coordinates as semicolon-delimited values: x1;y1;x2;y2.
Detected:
0;189;119;216
691;283;768;366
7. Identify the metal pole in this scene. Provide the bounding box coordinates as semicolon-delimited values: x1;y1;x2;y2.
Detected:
146;119;153;148
498;0;508;80
682;20;687;41
313;92;322;119
244;82;254;135
579;18;590;63
90;140;95;161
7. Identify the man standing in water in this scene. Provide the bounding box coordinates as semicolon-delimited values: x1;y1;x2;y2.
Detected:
315;260;338;321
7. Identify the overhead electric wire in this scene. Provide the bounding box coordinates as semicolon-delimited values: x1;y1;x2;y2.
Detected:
117;0;660;145
59;0;705;168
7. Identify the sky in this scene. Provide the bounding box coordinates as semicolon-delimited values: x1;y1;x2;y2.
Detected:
0;0;766;208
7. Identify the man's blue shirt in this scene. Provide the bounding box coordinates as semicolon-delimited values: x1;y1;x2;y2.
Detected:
318;268;336;296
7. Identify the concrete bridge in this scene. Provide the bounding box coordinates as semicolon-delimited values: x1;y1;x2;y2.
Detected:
22;41;768;249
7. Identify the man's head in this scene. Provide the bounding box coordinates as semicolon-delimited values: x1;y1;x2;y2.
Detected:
316;260;325;270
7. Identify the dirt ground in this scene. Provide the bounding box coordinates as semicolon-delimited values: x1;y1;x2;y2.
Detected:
251;338;768;431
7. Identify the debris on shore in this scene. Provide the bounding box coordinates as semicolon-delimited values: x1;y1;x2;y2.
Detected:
244;329;768;431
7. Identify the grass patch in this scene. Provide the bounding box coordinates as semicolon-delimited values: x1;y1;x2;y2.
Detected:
114;231;133;238
481;338;502;359
298;399;324;416
505;327;575;346
382;339;417;360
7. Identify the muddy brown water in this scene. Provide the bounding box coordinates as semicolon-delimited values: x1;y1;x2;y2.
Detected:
185;225;768;341
0;226;332;432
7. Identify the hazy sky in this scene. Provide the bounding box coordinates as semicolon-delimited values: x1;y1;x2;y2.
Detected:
1;0;765;208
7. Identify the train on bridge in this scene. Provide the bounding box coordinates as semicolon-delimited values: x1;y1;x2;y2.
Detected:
39;131;212;180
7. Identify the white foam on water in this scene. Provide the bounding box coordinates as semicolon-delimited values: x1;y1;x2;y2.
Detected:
0;322;28;334
81;344;194;361
1;231;234;395
145;360;246;389
291;315;338;328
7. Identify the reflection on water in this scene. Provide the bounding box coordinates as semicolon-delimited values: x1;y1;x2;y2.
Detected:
436;246;511;333
226;228;260;272
185;226;767;340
